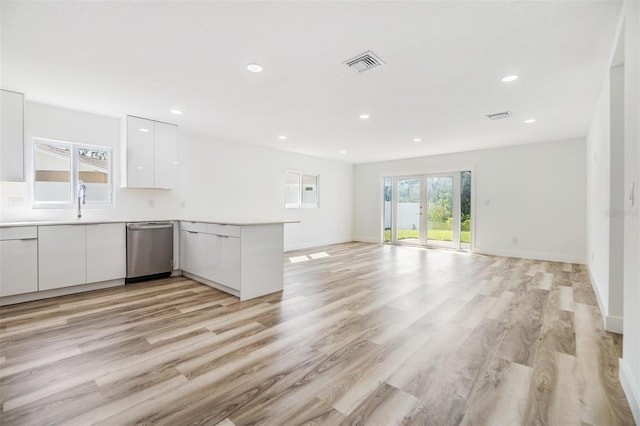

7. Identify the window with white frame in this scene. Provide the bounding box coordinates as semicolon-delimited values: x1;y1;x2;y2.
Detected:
33;138;113;207
285;170;318;208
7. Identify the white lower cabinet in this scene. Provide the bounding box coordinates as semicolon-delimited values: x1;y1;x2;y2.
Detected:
39;223;126;292
87;223;126;283
39;225;86;291
206;234;241;291
0;227;38;297
180;221;283;300
181;229;206;278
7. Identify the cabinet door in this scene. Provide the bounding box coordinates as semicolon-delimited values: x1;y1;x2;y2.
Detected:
0;239;38;296
126;116;155;188
180;230;192;273
153;121;178;189
86;223;125;283
191;232;207;278
210;235;241;290
202;233;219;282
39;225;86;290
181;230;206;276
0;90;25;182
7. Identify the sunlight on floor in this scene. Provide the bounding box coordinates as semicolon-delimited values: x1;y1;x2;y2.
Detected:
289;252;331;263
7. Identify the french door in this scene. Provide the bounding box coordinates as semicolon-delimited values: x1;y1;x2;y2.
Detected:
387;171;470;249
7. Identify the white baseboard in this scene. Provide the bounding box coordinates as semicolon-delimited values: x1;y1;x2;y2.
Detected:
606;315;624;333
285;237;354;251
0;279;124;306
586;266;624;334
350;240;586;264
620;358;640;425
471;248;586;264
353;236;379;244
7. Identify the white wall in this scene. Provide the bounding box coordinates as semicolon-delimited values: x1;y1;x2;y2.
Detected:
588;2;640;421
586;75;612;318
354;138;587;264
0;101;180;222
178;129;353;251
586;64;626;333
0;101;354;251
619;1;640;423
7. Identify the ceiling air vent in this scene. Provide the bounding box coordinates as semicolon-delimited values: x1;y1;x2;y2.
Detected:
344;50;385;73
486;111;512;120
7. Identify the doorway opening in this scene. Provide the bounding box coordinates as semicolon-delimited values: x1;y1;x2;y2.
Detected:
383;171;471;250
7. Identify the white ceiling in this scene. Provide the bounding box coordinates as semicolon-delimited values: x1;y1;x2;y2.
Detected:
0;1;622;164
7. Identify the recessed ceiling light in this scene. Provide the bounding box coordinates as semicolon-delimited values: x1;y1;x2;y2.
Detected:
501;74;519;82
247;63;263;73
170;109;182;115
524;119;537;124
359;114;370;119
139;128;149;133
339;150;347;154
278;135;287;140
413;138;422;143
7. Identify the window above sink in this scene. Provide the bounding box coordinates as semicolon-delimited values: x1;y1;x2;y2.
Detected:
33;138;113;209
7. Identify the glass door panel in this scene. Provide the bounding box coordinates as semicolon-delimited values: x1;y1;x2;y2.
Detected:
426;176;455;247
394;177;421;244
385;172;471;250
460;171;471;249
383;177;392;243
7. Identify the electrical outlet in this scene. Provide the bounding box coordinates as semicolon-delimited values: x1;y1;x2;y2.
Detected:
180;201;186;208
512;237;518;244
148;199;154;208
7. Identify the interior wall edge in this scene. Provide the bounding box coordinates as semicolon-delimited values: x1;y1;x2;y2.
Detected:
588;265;611;331
620;358;640;425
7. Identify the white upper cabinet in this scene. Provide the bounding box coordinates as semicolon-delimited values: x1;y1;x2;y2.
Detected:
153;121;179;189
0;90;25;182
124;116;155;188
121;115;178;189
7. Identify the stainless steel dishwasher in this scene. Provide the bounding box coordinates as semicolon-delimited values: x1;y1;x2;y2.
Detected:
126;222;174;283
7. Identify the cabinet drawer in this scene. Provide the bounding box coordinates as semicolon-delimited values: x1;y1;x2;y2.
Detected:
181;221;206;233
0;226;37;241
206;224;240;237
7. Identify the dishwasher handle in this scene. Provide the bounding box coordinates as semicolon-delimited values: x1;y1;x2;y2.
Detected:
127;222;173;230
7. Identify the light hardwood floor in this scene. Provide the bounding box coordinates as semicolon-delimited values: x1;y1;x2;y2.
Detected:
0;242;635;425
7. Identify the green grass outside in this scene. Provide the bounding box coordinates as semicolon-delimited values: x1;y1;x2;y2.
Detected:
383;228;470;243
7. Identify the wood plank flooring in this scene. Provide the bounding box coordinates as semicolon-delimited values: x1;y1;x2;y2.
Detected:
0;242;635;425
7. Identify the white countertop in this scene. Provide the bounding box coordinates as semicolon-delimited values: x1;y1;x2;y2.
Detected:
181;219;300;226
0;219;300;227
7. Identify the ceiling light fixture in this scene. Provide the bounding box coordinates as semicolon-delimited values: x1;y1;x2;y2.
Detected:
139;128;149;133
278;135;287;140
359;114;370;119
170;109;183;115
501;74;519;82
247;64;263;73
413;138;422;142
340;150;347;154
524;119;537;124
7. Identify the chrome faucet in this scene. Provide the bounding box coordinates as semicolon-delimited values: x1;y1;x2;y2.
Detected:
77;181;87;219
